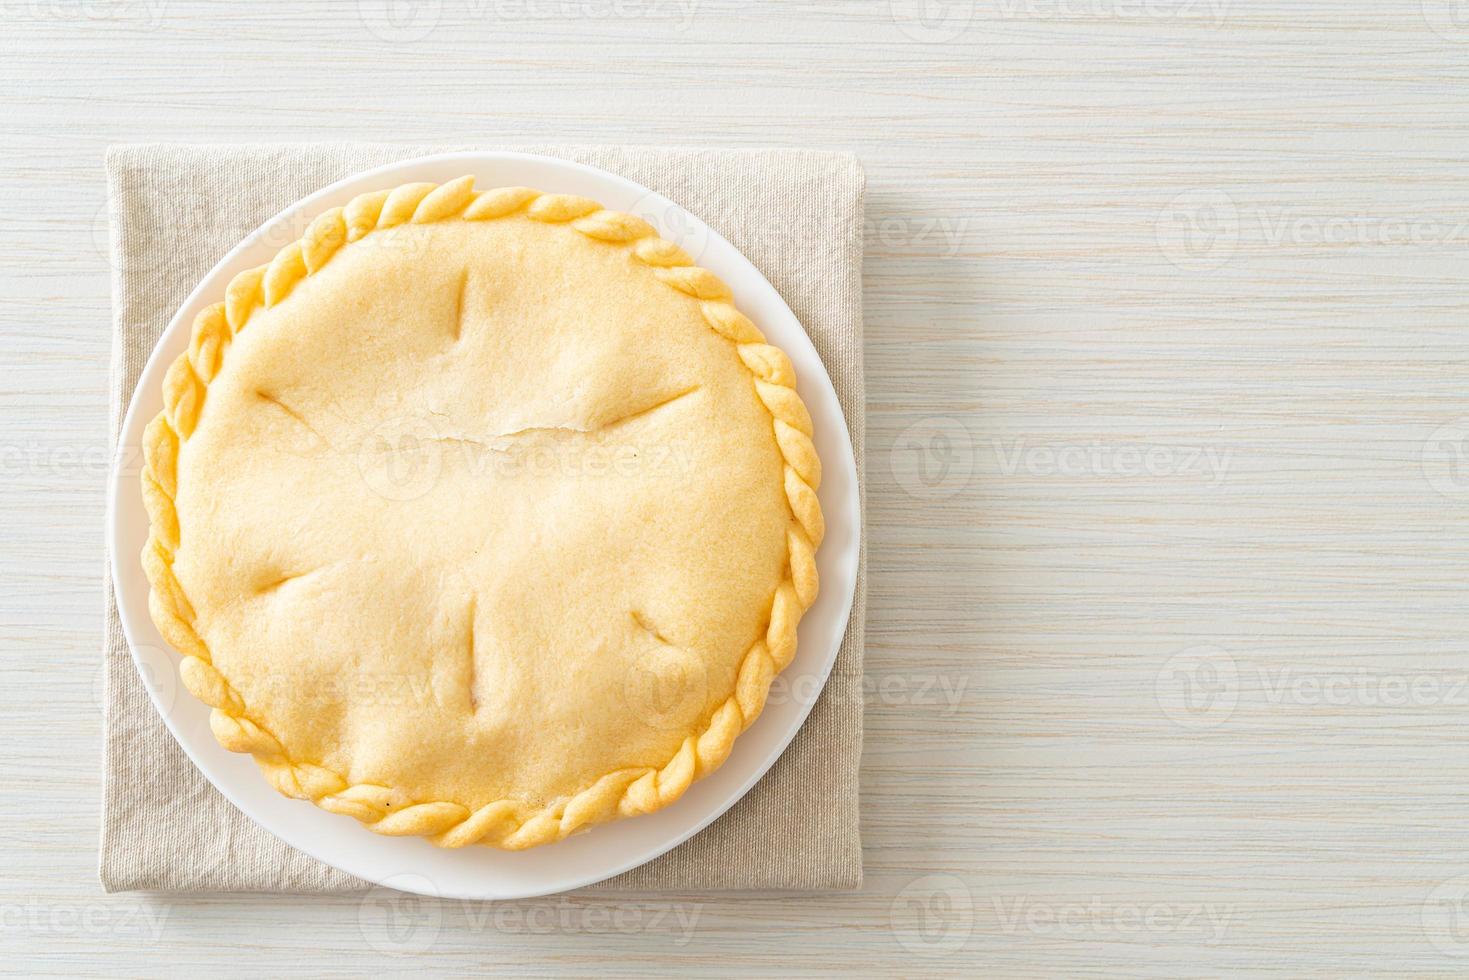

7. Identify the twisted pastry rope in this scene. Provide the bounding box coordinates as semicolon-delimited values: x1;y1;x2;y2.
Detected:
140;176;824;850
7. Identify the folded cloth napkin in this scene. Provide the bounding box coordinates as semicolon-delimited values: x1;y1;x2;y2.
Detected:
100;143;865;892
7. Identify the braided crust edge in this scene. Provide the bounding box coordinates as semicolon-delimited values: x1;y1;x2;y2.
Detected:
139;176;824;850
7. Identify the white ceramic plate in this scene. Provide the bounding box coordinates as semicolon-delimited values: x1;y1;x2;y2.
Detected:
107;152;860;900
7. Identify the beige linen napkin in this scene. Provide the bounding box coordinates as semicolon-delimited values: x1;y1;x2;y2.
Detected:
100;143;865;892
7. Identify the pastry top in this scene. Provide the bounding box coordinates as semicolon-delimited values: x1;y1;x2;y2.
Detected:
140;180;824;849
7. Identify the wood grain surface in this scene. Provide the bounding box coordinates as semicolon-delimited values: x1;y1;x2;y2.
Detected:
5;0;1469;974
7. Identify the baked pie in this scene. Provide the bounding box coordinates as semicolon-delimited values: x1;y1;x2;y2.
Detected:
140;176;823;849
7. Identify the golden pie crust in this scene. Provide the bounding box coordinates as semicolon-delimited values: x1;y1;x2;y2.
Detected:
140;177;823;849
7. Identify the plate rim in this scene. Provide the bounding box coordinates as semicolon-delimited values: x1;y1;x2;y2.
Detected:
106;150;861;900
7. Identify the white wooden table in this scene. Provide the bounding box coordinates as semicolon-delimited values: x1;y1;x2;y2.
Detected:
6;1;1469;974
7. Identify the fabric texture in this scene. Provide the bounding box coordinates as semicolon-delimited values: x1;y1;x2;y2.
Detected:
100;143;865;893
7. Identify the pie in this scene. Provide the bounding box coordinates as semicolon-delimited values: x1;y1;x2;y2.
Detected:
140;176;823;849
